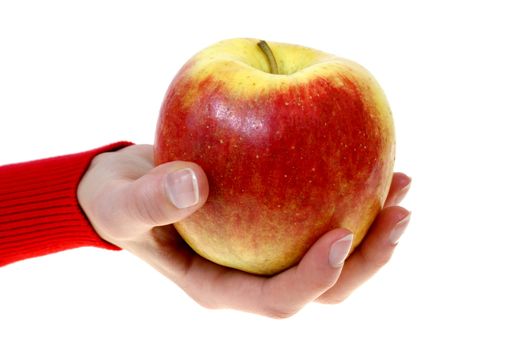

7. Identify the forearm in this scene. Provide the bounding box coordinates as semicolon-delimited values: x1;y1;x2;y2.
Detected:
0;142;132;267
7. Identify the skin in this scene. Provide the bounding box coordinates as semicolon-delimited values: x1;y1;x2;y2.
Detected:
78;144;411;318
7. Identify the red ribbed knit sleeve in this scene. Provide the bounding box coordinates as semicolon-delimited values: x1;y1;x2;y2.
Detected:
0;142;133;267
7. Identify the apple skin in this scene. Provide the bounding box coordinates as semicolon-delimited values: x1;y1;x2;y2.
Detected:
154;38;395;275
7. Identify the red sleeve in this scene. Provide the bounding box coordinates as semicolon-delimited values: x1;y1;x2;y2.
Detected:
0;142;133;267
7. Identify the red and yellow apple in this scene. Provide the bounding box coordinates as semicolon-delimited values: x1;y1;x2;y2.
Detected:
154;38;395;275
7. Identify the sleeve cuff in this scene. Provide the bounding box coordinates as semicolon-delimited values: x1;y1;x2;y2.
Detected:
0;141;133;267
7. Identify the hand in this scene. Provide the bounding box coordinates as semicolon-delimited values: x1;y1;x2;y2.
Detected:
78;144;411;318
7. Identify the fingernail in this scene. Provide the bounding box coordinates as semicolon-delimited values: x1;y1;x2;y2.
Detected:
389;212;411;244
329;234;353;268
400;175;412;187
165;168;200;209
395;178;412;203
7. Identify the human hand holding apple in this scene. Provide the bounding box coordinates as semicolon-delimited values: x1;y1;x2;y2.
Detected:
79;38;411;317
155;38;396;275
79;144;410;318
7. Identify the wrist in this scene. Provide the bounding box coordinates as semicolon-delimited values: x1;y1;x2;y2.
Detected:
0;142;133;267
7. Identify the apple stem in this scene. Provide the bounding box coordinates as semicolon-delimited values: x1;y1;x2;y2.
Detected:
257;40;279;75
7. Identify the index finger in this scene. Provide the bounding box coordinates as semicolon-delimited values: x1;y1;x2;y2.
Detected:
170;228;350;318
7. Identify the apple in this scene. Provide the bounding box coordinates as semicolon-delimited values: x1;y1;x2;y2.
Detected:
154;38;395;275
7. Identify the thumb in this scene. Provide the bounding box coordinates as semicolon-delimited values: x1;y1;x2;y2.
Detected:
119;161;209;230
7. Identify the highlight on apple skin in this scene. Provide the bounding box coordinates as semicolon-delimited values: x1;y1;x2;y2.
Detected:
154;38;395;275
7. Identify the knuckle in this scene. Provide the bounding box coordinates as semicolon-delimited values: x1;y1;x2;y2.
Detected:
296;265;339;293
264;306;297;319
314;274;339;291
361;246;393;269
196;299;220;311
133;194;159;225
131;181;167;225
304;278;336;297
326;298;345;305
317;294;349;305
188;292;221;311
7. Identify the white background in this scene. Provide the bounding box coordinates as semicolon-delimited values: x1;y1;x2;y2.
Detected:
1;1;522;349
